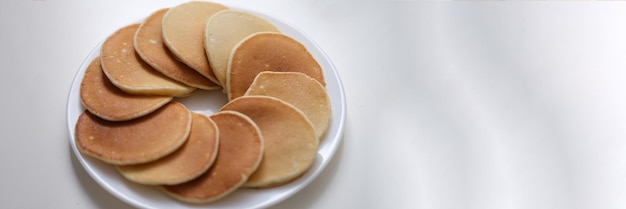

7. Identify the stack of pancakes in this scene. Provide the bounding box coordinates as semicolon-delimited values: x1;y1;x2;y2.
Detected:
74;1;331;204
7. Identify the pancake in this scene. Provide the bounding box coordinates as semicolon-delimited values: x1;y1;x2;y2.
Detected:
80;56;172;121
75;102;192;165
205;9;279;88
163;111;263;203
162;1;228;84
226;32;325;101
245;72;330;139
135;8;220;90
220;96;318;188
116;113;219;185
101;24;195;97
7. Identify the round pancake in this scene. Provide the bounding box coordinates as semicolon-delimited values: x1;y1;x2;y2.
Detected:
80;56;172;121
226;32;325;101
205;9;279;88
101;24;195;97
117;113;219;185
220;96;318;188
135;8;220;90
75;102;192;165
162;1;228;84
245;72;330;139
163;111;263;203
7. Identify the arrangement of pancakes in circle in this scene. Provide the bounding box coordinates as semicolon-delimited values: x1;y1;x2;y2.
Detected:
73;1;332;204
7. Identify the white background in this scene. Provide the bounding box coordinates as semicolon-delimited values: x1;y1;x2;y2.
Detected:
1;0;626;208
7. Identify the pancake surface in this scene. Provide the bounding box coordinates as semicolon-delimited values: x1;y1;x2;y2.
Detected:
75;102;192;165
205;9;279;88
117;113;219;185
72;2;333;204
227;32;325;100
101;24;195;96
220;96;318;188
245;72;330;139
163;111;263;203
135;8;219;90
162;1;228;83
80;56;172;121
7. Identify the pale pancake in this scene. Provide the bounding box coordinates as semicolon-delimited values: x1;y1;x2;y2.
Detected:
162;1;228;83
163;111;263;203
205;9;279;88
245;72;330;139
226;32;325;101
75;102;192;165
135;8;220;90
80;56;172;121
220;96;317;188
101;24;195;97
117;113;219;185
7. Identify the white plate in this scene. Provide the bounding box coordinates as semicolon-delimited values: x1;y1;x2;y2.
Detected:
66;6;346;209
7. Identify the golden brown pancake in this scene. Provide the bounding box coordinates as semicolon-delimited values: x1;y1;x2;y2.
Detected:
101;24;195;97
220;96;317;188
162;111;263;203
135;8;220;90
245;72;330;139
75;102;192;165
116;113;219;185
226;32;325;100
80;56;172;121
162;1;228;84
205;9;279;88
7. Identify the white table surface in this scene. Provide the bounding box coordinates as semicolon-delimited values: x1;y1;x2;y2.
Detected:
2;0;626;208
